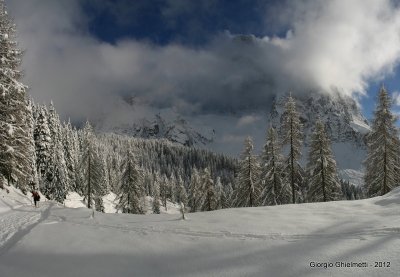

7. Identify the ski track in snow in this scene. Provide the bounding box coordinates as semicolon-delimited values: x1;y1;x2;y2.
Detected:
57;215;400;243
0;202;52;256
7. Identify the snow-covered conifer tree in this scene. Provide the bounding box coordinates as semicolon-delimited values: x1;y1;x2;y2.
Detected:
33;105;51;189
45;148;68;203
200;168;217;211
24;100;38;189
175;176;188;206
41;103;69;201
234;137;261;207
260;127;288;205
364;86;400;196
118;148;145;214
281;94;304;203
62;120;78;191
80;121;106;209
224;182;234;208
169;173;176;202
189;167;201;212
306;120;341;202
152;177;161;214
160;174;169;211
214;177;226;209
0;1;32;189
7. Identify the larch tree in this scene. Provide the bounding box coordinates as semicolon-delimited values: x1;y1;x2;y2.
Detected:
234;137;261;207
281;94;304;204
260;127;288;205
364;86;400;196
306;120;341;202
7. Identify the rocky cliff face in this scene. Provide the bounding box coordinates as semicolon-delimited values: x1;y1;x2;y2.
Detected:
270;91;370;146
109;114;214;147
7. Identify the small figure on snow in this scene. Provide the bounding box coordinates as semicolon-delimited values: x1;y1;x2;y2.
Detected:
31;190;41;207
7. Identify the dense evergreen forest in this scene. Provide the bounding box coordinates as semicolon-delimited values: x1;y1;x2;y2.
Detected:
1;0;398;215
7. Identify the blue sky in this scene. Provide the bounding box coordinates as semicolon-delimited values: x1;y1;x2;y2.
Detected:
363;76;400;121
82;0;274;45
7;0;400;155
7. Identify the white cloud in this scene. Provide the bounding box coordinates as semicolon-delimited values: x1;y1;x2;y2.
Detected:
6;0;400;154
237;115;261;127
283;0;400;97
392;91;400;106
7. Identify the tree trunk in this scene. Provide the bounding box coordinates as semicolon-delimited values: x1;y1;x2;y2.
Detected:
248;157;253;207
87;152;91;209
383;141;387;195
321;148;326;202
290;118;295;204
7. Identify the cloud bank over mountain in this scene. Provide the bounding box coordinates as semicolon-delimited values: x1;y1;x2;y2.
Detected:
7;0;400;153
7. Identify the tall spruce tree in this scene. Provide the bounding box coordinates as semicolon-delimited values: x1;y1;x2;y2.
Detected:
80;121;106;209
281;94;304;203
306;120;341;202
200;168;217;211
260;127;288;205
118;148;145;214
0;1;32;190
175;176;188;206
152;176;161;214
62;120;78;191
25;100;38;189
234;137;260;207
215;176;227;209
42;102;69;201
364;86;400;196
189;167;201;212
160;174;169;211
46;147;68;203
34;105;51;191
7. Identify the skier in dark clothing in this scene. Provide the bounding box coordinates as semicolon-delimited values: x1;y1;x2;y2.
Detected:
32;191;40;207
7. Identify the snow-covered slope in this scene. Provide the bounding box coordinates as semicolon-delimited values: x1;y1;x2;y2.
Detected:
270;92;370;186
64;192;181;215
1;185;399;277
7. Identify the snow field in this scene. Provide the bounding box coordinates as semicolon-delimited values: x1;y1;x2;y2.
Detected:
0;186;399;276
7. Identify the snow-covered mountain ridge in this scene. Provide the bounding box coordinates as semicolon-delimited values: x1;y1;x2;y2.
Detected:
102;113;214;147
